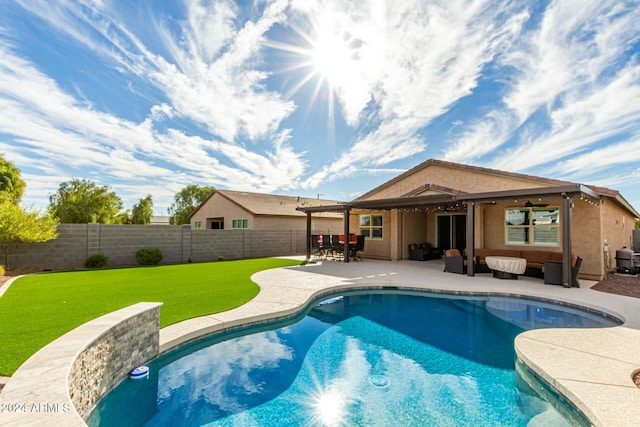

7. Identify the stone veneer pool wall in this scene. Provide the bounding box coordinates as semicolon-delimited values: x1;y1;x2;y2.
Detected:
0;302;162;426
69;305;160;418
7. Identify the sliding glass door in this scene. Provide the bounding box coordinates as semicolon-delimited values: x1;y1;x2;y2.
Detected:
437;214;466;252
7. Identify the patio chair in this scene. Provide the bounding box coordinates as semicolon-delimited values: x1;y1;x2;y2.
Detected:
443;249;467;274
331;234;343;260
311;234;322;259
321;235;332;259
543;256;582;287
354;234;365;261
348;235;365;261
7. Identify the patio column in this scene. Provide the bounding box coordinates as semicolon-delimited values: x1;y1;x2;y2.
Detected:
305;211;312;260
562;195;573;287
466;202;475;276
343;209;350;263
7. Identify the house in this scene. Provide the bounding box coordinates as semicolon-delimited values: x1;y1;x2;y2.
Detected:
298;159;639;281
188;189;344;233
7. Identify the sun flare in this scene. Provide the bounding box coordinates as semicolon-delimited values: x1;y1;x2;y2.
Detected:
314;390;345;425
310;30;353;87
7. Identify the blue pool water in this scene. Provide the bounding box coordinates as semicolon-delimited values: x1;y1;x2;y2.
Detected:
87;291;620;427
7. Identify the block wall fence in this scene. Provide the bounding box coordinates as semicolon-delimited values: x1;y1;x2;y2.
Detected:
8;224;309;269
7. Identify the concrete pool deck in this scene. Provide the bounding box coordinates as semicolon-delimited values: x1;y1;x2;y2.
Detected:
1;258;639;426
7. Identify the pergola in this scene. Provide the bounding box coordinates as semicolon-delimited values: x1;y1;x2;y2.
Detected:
297;184;603;288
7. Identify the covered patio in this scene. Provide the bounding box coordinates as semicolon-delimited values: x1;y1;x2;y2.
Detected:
298;184;604;288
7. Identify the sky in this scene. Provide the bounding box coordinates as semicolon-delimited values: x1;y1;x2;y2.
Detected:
1;0;640;215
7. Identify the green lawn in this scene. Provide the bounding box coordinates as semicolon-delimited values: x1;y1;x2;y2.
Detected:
0;258;305;376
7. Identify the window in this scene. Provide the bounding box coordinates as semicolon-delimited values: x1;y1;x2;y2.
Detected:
194;221;202;229
359;214;383;239
232;219;248;229
505;207;559;246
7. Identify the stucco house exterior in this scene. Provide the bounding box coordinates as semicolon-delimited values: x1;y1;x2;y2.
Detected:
189;189;343;233
299;159;639;282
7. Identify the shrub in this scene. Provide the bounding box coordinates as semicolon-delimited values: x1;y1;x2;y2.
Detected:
218;255;225;261
136;247;163;265
84;253;109;268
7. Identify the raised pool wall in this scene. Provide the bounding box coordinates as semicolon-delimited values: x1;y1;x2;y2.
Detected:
70;304;161;418
0;302;162;426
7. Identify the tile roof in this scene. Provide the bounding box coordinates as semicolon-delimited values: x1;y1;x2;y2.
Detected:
352;159;638;217
215;190;345;218
356;159;575;201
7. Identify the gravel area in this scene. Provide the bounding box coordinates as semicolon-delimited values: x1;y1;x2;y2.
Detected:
591;271;640;299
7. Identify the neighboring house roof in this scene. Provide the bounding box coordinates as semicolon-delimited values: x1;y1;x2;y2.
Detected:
150;215;170;225
355;159;639;218
189;190;345;219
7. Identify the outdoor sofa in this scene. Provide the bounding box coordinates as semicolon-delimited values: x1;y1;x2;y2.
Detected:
444;248;583;286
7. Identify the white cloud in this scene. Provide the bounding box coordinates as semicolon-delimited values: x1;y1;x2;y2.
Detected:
550;132;640;182
11;0;296;144
0;38;307;208
297;0;527;187
443;111;519;164
3;0;640;211
494;60;640;172
443;0;640;178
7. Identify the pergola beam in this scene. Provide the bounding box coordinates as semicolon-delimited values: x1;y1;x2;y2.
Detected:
562;194;573;287
296;184;601;214
466;202;475;276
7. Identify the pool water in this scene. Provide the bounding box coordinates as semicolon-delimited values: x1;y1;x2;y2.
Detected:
87;292;619;427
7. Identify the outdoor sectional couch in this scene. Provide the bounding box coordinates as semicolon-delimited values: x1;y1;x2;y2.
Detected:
474;248;562;277
472;248;582;286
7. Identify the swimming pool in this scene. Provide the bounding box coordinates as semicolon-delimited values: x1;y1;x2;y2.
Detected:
87;290;620;426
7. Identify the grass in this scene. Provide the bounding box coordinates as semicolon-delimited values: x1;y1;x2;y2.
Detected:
0;258;305;376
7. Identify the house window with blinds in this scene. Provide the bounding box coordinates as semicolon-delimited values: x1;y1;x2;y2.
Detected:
505;207;559;246
359;214;383;239
232;219;249;229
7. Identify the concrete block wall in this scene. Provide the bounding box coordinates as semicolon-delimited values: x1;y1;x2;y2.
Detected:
96;224;187;265
247;230;307;258
7;225;310;269
10;224;88;269
190;229;246;261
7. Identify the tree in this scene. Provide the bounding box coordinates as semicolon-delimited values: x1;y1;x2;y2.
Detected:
131;195;153;225
114;210;132;225
168;185;214;225
0;200;59;268
0;154;26;204
49;179;123;224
